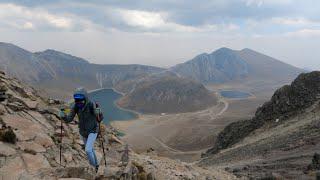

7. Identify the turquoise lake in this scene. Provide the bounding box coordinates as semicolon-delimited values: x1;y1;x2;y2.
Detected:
220;90;251;98
88;89;137;124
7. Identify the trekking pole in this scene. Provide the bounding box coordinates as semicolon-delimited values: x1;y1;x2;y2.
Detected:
99;121;107;166
60;118;62;165
95;103;107;166
59;107;65;166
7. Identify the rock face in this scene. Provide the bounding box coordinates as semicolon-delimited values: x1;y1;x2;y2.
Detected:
205;71;320;155
118;75;218;113
0;70;234;179
171;47;302;84
199;71;320;179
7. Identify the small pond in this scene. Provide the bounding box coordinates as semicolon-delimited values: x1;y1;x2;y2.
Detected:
220;90;251;98
88;89;138;124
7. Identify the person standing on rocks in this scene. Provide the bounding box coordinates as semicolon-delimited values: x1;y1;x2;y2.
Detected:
59;87;102;172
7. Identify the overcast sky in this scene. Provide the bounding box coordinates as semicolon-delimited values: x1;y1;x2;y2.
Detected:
0;0;319;69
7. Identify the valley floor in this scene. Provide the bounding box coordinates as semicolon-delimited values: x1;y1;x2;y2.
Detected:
112;90;268;163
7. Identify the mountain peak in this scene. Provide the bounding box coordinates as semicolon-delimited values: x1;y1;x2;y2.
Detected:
0;42;31;54
240;48;254;52
35;49;89;64
172;46;249;83
213;47;234;54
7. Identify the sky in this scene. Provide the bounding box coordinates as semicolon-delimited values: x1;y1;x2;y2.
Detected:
0;0;319;69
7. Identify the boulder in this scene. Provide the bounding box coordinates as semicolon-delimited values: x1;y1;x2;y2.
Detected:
0;156;27;179
44;167;96;179
0;142;16;156
6;102;25;111
109;134;122;144
24;99;38;110
10;83;29;98
26;110;53;131
63;152;73;163
22;153;51;173
34;133;55;148
0;104;6;115
1;114;53;146
2;114;38;141
18;141;46;153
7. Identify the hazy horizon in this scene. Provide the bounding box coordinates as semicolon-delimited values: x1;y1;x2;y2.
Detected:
0;0;319;69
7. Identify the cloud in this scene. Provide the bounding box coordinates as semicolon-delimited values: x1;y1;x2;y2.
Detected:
271;17;319;26
0;0;319;70
245;0;292;7
113;9;199;33
285;29;320;37
0;3;86;31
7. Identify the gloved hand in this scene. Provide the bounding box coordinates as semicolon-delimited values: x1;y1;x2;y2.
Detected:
59;110;65;119
95;107;101;115
95;108;102;122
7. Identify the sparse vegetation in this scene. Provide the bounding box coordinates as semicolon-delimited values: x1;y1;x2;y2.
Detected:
308;153;320;171
0;127;17;144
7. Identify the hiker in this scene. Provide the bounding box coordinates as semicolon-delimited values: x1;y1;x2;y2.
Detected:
59;87;102;172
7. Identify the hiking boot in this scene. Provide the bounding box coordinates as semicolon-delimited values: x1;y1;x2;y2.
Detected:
95;165;99;173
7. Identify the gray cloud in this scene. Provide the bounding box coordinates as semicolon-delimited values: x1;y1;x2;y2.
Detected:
0;0;319;69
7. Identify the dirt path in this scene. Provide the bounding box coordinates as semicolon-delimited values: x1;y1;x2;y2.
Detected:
209;96;229;119
151;136;210;155
148;96;229;156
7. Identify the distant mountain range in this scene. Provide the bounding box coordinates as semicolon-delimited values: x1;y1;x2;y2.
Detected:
0;42;304;101
0;42;163;98
171;47;302;84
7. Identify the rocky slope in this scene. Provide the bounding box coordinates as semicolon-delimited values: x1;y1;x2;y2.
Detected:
118;74;218;114
200;71;320;179
171;47;303;86
0;70;234;179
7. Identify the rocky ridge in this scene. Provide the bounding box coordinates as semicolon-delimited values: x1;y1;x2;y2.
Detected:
200;71;320;179
205;71;320;155
0;70;234;180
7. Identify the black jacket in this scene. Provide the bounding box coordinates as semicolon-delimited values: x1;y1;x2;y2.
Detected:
63;88;99;138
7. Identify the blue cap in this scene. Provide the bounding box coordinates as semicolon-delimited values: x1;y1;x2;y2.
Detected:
74;94;85;100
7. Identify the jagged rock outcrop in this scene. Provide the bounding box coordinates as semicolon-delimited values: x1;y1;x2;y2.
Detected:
118;75;218;114
205;71;320;155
